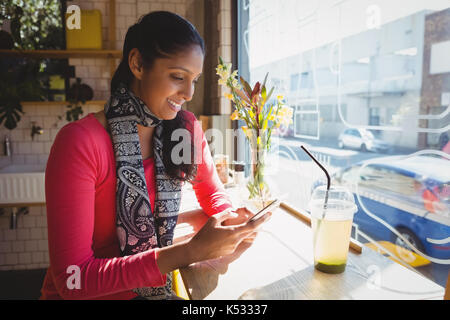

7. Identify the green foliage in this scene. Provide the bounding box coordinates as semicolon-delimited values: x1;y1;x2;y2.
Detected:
0;0;66;129
61;78;92;122
217;58;293;204
0;0;64;50
64;104;83;122
0;59;46;129
240;76;253;98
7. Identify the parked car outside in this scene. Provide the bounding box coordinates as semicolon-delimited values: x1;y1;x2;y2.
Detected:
338;128;391;153
313;155;450;286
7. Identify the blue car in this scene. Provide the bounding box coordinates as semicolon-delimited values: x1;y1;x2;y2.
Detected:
316;155;449;284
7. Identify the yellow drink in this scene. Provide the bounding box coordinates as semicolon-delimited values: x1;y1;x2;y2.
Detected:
311;217;353;273
309;186;357;274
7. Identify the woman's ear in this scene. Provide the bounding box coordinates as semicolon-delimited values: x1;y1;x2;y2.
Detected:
128;48;144;80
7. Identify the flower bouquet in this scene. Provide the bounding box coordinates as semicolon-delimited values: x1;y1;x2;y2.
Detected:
216;57;293;209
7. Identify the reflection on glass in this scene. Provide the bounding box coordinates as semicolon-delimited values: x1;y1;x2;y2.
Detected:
241;0;450;287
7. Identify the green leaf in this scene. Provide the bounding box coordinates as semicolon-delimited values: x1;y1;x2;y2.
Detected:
240;76;253;98
262;118;268;131
0;98;23;130
262;72;269;88
266;87;275;103
267;104;274;118
242;107;255;127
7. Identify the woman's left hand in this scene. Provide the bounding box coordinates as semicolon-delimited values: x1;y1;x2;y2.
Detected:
221;207;253;226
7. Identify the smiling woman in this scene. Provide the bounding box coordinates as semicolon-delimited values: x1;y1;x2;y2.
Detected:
41;10;270;300
110;11;205;181
128;46;204;120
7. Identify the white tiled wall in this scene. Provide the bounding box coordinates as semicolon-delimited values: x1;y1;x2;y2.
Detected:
66;0;196;101
0;207;50;270
0;102;103;271
217;0;232;115
202;0;232;115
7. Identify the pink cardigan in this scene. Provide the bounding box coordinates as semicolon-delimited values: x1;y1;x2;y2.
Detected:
40;112;232;300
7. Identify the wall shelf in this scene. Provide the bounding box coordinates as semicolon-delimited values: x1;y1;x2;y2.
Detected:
0;49;121;59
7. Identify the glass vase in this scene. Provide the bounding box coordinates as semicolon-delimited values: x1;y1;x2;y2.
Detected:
247;130;272;210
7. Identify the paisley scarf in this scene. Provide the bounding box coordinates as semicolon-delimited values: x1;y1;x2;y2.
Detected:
104;84;182;299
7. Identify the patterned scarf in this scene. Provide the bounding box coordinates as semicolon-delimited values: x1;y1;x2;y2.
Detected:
104;84;182;299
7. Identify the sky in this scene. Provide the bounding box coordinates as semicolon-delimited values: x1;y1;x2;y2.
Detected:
245;0;450;68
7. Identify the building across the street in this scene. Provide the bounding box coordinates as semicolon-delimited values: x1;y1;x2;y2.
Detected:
250;8;450;151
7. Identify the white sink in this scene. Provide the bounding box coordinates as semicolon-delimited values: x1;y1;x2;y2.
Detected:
0;164;46;205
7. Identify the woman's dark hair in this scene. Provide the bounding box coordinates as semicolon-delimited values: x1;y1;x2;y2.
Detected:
111;11;205;182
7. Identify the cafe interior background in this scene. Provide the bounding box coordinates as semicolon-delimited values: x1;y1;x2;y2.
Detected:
0;0;449;299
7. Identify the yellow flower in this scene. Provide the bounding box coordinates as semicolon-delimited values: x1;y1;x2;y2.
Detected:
277;95;284;103
216;64;230;82
224;92;233;100
241;126;252;138
230;110;239;120
274;106;293;128
231;78;240;89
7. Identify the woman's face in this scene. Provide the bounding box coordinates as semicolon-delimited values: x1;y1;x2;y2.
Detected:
130;45;204;120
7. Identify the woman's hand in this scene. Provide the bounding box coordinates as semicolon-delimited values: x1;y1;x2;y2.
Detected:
186;209;271;263
221;207;253;226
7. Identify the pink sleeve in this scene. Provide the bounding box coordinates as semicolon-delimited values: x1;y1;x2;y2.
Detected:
188;114;233;216
45;123;166;300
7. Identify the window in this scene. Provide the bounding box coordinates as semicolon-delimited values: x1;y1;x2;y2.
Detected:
320;105;333;122
238;0;450;288
300;72;310;89
290;73;299;91
351;129;361;137
369;107;380;126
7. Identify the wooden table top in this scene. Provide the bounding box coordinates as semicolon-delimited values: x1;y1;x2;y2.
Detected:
175;192;445;300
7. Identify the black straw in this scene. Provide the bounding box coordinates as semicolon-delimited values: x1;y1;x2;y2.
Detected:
300;145;330;191
301;145;330;219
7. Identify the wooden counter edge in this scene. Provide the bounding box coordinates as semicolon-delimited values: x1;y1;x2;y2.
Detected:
445;273;450;300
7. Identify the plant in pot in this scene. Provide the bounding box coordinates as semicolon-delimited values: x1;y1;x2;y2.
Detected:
62;77;94;122
0;58;46;130
0;0;65;129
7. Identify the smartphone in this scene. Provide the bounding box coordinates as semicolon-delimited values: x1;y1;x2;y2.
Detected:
247;199;280;223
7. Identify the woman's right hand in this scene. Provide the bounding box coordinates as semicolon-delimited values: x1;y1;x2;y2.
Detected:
186;210;272;263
